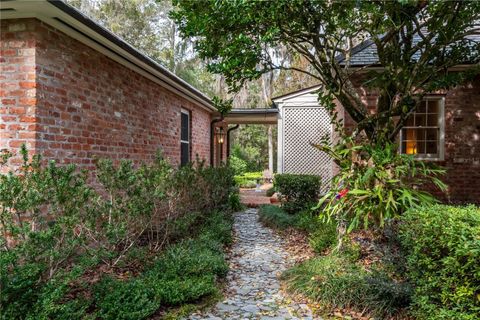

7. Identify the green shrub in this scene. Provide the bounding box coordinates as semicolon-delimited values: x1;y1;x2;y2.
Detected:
282;255;411;317
400;205;480;320
274;174;321;214
265;186;275;197
200;210;234;246
228;191;243;212
228;155;247;175
294;210;337;253
258;205;296;229
234;171;262;187
238;180;257;188
317;140;446;232
308;223;338;254
0;147;237;319
94;277;158;320
92;211;233;319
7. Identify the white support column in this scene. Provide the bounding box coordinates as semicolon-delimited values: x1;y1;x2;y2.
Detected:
268;125;273;173
276;103;284;173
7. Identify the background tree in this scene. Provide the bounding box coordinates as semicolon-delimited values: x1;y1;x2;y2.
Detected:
68;0;302;169
67;0;217;96
171;0;480;146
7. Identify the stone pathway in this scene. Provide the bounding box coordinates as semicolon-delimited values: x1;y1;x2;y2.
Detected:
186;208;314;320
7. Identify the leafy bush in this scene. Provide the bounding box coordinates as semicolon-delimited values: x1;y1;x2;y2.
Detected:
265;186;275;197
258;205;296;229
237;180;257;188
0;146;237;319
258;206;337;253
94;211;232;319
94;277;158;320
316;139;446;232
308;222;337;254
400;205;480;320
293;210;337;253
234;171;262;187
282;254;411;317
228;155;247;175
274;174;321;214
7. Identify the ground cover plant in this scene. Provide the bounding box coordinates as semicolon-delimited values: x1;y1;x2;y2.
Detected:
258;205;336;255
262;196;480;318
0;146;238;319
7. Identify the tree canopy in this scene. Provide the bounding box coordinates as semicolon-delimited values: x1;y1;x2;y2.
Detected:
171;0;480;144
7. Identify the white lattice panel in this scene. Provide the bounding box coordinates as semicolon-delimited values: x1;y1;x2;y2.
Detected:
283;107;332;192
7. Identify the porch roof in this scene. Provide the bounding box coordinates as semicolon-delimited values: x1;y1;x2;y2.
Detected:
224;108;278;124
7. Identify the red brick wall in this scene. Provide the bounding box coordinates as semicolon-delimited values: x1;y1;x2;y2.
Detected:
339;75;480;204
1;18;212;170
0;19;38;172
442;77;480;204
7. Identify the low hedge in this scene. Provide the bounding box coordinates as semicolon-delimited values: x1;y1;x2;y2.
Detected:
234;171;263;188
400;205;480;320
274;174;321;213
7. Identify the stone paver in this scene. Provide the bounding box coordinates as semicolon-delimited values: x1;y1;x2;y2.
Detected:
186;208;315;320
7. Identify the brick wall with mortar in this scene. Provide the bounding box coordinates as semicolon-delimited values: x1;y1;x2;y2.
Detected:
339;75;480;204
1;18;212;171
0;19;38;172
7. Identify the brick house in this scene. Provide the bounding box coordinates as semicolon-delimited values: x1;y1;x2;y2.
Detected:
1;0;226;172
270;52;480;204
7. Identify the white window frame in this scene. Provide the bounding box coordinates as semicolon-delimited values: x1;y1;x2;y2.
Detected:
399;96;445;161
180;109;190;165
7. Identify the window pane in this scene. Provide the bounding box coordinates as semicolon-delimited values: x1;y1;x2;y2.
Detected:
417;100;427;113
181;113;189;141
427;113;438;126
405;115;415;126
405;128;416;140
401;141;407;153
426;128;438;141
416;141;426;154
416;128;426;141
181;142;189;166
415;114;427;126
427;100;439;114
426;141;438;154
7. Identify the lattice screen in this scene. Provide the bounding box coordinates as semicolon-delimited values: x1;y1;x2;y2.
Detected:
283;107;332;193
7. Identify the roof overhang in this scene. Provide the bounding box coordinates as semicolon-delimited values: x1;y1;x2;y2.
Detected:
272;85;322;105
0;0;216;113
224;108;278;124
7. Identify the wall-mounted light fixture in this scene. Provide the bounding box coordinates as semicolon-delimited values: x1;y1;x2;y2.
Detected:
215;127;225;144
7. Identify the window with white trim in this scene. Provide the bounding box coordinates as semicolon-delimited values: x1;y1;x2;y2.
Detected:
180;110;190;166
400;97;445;160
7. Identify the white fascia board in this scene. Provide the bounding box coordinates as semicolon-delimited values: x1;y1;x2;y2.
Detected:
272;85;322;104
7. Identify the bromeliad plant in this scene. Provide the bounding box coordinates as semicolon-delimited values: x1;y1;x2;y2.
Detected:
314;133;447;239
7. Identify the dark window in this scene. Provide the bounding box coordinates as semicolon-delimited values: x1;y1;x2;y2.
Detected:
180;111;190;166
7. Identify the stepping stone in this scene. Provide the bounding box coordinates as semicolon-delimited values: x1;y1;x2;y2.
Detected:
183;208;316;319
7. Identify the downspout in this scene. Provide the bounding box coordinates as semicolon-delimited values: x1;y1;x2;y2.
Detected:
226;124;240;159
210;116;223;167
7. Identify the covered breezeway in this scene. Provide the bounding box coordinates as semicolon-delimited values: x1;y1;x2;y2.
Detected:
222;86;334;193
